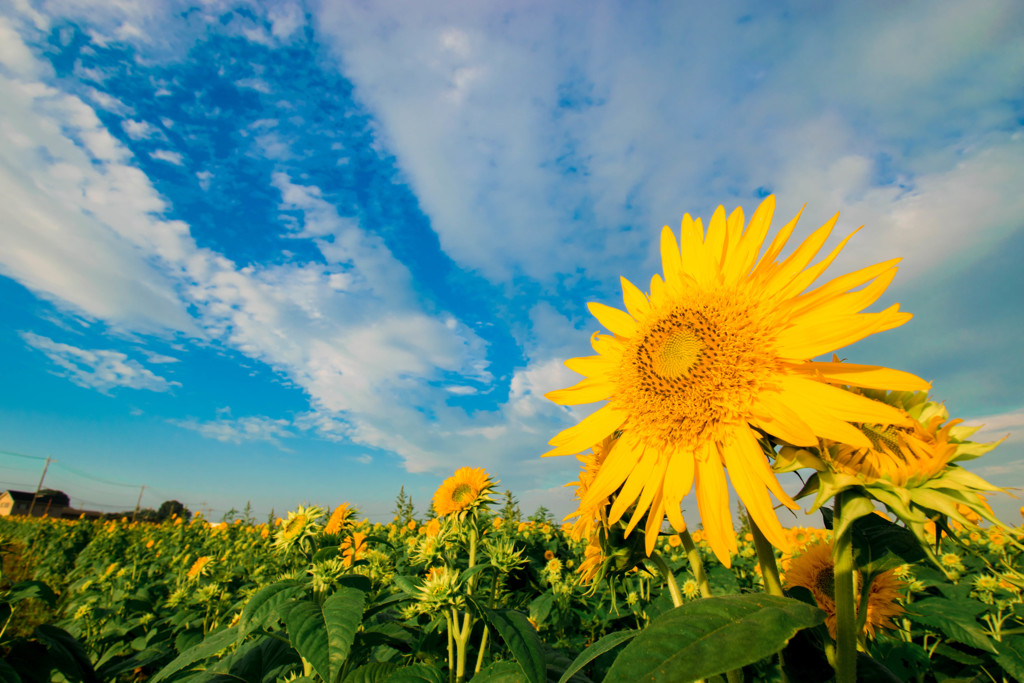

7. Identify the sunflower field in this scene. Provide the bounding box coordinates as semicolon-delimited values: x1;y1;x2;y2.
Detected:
3;196;1024;682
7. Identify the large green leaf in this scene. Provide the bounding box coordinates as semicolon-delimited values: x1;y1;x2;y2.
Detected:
0;658;22;683
603;594;824;683
5;580;58;608
556;630;637;683
204;635;298;683
34;625;99;683
343;662;400;683
238;580;305;634
150;626;241;683
906;597;996;654
282;588;368;683
849;512;929;576
480;608;545;683
994;635;1024;681
471;660;527;682
383;663;445;683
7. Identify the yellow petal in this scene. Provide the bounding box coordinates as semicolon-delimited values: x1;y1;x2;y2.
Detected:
751;204;804;279
679;214;710;284
545;377;611;405
722;428;793;551
624;456;669;537
643;488;666;556
705;205;728;269
776;308;912;359
608;447;658;524
564;355;617;378
581;434;642;504
587;302;637;338
771;229;861;302
620;276;650;320
543;404;627;457
751;391;819;447
763;213;839;297
781;375;911;425
660;225;683;288
729;195;775;282
695;443;737;567
789;361;930;392
786;258;899;316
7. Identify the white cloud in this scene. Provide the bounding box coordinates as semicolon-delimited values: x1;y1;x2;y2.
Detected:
150;149;184;165
171;415;293;446
21;331;180;393
963;408;1024;444
122;119;159;140
0;16;51;79
314;1;1024;287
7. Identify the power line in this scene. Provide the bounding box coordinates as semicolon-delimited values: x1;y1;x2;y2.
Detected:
51;461;140;489
0;449;47;461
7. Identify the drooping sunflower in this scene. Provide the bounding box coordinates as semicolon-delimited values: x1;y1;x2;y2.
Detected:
564;435;617;541
776;389;1009;552
273;505;325;554
545;196;929;565
783;538;905;639
432;467;495;518
324;502;356;535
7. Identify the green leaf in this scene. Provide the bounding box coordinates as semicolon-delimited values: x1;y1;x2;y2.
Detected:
849;512;930;576
471;660;527;682
383;663;446;683
993;635;1024;681
906;597;996;654
323;588;368;678
0;658;22;683
314;547;342;562
480;608;545;683
150;626;241;683
239;579;306;634
5;580;58;608
527;592;554;625
34;624;99;683
556;630;637;683
363;592;412;621
391;575;419;596
281;588;367;683
343;662;400;683
602;594;825;683
204;635;298;683
337;574;373;594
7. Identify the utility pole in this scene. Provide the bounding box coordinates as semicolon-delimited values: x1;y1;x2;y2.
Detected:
132;484;145;522
27;457;51;517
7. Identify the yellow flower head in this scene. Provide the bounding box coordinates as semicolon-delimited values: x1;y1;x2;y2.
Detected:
545;196;928;566
778;390;1009;552
340;531;368;568
564;435;616;541
324;503;356;535
783;539;904;640
425;518;442;538
432;467;495;518
407;519;417;531
187;556;212;580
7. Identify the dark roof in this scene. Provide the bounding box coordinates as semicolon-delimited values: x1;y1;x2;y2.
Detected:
2;490;70;505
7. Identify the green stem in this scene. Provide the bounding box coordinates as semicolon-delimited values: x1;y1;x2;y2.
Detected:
748;510;788;683
833;494;858;683
649;552;684;607
679;529;712;598
446;609;456;683
474;624;490;674
749;516;784;598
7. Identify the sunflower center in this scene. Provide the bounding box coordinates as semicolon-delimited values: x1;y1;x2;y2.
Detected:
652;328;705;379
815;566;835;598
451;483;476;503
616;290;779;449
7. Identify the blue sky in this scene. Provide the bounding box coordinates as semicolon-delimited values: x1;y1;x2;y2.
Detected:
1;0;1022;525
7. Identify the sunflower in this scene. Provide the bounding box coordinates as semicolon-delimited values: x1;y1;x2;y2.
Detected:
324;503;356;535
777;389;1009;552
783;539;904;639
341;531;368;568
187;556;212;580
564;435;616;541
545;196;928;565
273;505;325;554
432;467;495;518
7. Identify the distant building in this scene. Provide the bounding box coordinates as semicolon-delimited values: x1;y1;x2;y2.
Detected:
0;489;100;519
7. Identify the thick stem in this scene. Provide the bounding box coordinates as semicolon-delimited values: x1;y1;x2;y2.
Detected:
649;552;684;608
446;609;457;683
679;529;713;598
474;625;490;674
833;494;859;683
748;515;784;598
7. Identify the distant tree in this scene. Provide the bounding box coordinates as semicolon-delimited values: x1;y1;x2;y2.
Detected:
529;506;554;525
157;500;192;522
393;486;416;525
499;490;522;524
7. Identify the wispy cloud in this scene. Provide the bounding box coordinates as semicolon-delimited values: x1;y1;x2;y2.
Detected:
170;414;293;446
150;149;184;165
21;332;180;394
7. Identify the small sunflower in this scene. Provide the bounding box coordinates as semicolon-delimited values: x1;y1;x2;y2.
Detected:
564;435;616;542
546;196;928;566
340;531;368;568
432;467;495;518
324;503;356;535
273;505;325;555
784;539;904;639
187;556;213;580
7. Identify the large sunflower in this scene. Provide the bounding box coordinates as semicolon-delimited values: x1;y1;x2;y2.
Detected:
432;467;494;517
545;196;929;565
